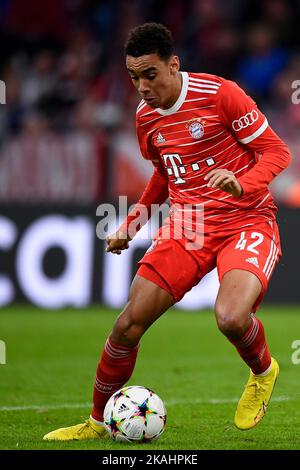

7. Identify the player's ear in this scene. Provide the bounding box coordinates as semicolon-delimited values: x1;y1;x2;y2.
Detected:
169;55;180;74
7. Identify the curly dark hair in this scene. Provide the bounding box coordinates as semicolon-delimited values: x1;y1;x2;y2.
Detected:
125;23;174;60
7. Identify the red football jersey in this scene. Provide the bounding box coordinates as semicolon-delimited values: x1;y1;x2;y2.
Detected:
122;72;290;236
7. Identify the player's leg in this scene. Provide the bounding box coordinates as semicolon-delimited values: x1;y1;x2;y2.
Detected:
110;271;175;347
215;223;281;430
91;273;174;423
43;275;174;441
215;269;271;369
43;224;210;442
89;227;204;432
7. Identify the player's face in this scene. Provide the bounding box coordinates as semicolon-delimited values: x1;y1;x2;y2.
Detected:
126;53;181;109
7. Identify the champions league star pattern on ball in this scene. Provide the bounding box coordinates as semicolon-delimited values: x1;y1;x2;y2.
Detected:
103;386;167;442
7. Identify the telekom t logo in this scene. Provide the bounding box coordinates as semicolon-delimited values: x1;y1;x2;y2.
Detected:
162;153;216;184
163;153;186;184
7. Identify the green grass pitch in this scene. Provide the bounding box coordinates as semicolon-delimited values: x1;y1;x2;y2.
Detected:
0;305;300;450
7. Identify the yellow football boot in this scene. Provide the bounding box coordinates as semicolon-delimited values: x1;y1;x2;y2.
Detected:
234;357;279;430
43;418;108;441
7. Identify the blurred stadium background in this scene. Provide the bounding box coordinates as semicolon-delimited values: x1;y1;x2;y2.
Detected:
0;0;299;309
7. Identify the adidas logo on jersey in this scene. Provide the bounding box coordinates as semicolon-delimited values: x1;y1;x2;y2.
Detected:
118;403;130;413
156;132;165;143
245;257;259;268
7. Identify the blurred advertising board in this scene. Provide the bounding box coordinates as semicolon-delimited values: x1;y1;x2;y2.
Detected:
0;206;298;309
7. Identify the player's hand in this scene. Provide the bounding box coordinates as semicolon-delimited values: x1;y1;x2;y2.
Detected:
105;230;132;255
204;169;243;198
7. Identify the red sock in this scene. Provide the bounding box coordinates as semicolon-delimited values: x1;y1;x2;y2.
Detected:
91;336;139;422
229;316;271;375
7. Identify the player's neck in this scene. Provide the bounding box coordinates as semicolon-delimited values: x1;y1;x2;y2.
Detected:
160;71;182;110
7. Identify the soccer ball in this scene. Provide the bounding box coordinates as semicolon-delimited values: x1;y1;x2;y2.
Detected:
103;385;166;442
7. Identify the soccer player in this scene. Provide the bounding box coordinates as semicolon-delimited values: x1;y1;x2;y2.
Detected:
44;23;291;441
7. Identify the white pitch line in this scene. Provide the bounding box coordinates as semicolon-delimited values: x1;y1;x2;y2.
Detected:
0;403;92;412
167;396;291;406
0;396;292;412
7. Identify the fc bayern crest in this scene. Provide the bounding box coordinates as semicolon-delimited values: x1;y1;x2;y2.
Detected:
187;120;204;139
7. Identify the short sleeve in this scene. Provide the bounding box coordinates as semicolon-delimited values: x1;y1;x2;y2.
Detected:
217;79;268;145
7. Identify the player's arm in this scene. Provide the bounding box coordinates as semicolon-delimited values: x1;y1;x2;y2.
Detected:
234;123;291;195
206;80;291;197
106;159;169;254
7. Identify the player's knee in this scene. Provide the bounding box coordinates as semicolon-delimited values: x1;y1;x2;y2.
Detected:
215;303;248;339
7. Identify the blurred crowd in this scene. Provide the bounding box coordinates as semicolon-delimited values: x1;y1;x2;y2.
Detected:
0;0;300;205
